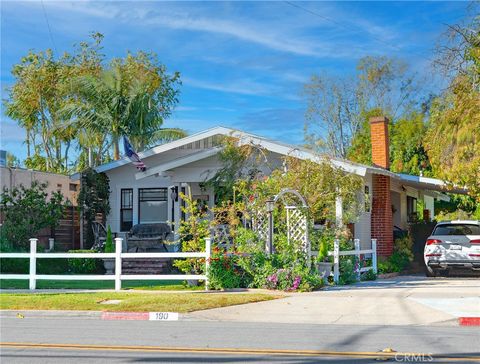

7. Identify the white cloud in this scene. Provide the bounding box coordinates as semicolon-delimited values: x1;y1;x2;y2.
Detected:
33;1;379;59
183;76;279;97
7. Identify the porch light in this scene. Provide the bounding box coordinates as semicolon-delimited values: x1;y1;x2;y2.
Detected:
265;199;275;213
170;186;178;202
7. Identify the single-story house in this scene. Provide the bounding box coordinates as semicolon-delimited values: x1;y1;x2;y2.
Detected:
77;117;465;256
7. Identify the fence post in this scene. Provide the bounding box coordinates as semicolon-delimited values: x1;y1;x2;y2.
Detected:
371;239;377;274
114;237;122;291
354;238;360;281
205;237;211;291
29;238;38;290
333;239;339;284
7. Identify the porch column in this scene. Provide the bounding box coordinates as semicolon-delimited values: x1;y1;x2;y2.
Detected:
335;195;343;228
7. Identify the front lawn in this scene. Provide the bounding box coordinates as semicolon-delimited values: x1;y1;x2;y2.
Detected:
0;279;202;291
0;291;278;312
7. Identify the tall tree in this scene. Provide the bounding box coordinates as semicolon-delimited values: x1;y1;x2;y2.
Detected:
68;51;184;162
304;75;361;158
425;13;480;200
4;33;104;172
304;56;420;159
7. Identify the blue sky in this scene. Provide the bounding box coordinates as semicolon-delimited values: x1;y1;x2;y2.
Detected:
0;1;470;162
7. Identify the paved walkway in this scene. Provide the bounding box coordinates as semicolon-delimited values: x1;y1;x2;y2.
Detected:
188;275;480;326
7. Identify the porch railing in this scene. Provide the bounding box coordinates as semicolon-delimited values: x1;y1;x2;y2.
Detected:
331;238;377;283
312;238;377;284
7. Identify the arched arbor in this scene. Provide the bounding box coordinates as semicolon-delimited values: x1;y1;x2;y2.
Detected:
250;188;309;257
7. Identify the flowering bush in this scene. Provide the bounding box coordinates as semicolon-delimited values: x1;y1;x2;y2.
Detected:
174;193;210;276
207;249;249;290
266;268;307;291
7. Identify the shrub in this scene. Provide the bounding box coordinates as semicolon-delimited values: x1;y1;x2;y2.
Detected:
338;258;358;285
361;269;377;281
0;181;66;249
67;250;102;274
377;236;414;274
207;250;248;290
104;226;114;253
394;235;414;262
265;264;322;291
234;247;322;292
174;193;210;276
0;242;68;274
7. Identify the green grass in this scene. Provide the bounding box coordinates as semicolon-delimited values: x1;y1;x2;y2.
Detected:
0;279;202;291
0;292;278;312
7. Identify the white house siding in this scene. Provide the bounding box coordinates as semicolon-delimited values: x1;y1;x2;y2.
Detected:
105;150;224;235
354;173;372;249
424;195;435;221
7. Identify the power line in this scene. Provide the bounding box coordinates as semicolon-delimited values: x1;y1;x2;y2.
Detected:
283;1;435;63
41;0;58;55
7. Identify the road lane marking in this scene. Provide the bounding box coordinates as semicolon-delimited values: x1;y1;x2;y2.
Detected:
1;342;479;361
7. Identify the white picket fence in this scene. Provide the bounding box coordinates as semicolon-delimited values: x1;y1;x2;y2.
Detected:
330;238;377;283
0;237;212;291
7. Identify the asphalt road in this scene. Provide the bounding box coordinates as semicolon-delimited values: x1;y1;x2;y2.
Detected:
1;317;479;363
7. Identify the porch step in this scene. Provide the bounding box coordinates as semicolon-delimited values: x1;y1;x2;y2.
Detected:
121;258;171;275
121;269;167;275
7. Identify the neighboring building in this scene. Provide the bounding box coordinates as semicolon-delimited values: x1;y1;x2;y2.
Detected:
75;119;466;256
0;165;79;205
0;164;81;250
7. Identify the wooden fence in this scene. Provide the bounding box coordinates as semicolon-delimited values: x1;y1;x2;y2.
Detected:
0;237;212;291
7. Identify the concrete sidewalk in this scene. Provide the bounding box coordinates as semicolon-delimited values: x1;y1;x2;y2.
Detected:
188;275;480;326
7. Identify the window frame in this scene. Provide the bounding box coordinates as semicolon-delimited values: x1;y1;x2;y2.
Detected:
120;188;133;232
138;187;168;224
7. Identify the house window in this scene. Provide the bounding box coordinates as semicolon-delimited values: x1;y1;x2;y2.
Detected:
120;189;133;231
407;196;417;223
138;188;168;223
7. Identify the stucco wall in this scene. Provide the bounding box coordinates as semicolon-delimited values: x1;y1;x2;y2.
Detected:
0;167;79;205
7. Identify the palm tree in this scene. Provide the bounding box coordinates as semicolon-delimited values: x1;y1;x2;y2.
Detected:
66;64;184;163
126;79;186;151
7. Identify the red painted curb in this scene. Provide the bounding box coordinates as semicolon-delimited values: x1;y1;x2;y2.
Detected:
458;317;480;326
101;312;149;321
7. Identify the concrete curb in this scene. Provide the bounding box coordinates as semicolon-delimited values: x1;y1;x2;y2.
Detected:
2;310;478;326
0;310;184;321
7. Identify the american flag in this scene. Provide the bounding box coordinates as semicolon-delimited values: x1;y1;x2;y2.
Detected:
123;136;146;172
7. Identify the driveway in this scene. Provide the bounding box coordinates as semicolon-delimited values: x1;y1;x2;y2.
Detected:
188;275;480;326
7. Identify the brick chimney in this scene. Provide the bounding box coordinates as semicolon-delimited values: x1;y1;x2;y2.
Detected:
369;116;393;256
370;116;390;169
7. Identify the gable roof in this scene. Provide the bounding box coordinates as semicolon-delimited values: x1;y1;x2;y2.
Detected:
72;126;466;195
91;126;392;177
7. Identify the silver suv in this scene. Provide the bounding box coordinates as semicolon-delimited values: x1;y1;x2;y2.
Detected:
424;220;480;276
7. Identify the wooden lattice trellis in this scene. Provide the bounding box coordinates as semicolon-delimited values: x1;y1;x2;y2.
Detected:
286;206;309;254
247;188;309;256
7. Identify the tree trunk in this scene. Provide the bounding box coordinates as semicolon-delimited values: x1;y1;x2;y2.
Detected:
26;129;31;158
113;137;120;160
